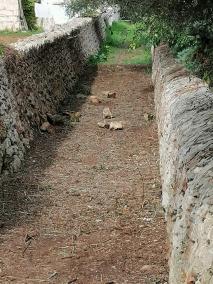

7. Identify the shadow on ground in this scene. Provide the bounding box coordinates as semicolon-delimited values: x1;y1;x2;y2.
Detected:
0;65;98;235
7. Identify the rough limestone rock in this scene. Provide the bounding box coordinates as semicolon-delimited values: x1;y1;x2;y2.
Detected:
109;121;123;130
102;91;117;98
89;96;101;105
153;45;213;284
103;107;113;119
40;122;52;133
97;121;110;129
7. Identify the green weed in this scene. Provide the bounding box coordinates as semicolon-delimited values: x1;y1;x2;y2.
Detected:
88;44;111;64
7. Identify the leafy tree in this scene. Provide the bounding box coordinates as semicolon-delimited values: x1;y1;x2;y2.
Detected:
66;0;107;16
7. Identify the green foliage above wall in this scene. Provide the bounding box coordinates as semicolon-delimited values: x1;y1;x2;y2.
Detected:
66;0;213;85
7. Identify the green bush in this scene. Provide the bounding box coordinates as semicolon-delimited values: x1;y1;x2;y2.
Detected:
88;44;111;64
105;21;147;49
21;0;37;30
136;16;213;86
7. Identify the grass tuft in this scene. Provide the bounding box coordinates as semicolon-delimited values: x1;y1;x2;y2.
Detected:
0;28;43;37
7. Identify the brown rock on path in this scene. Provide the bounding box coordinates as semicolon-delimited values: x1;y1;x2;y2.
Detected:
40;121;54;133
109;121;123;130
103;107;113;119
103;91;117;98
89;95;101;105
0;65;168;284
98;121;110;129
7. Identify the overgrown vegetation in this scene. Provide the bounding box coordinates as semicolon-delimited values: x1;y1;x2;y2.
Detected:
66;0;102;17
137;16;213;86
21;0;37;30
88;21;152;65
106;20;143;49
88;44;110;64
67;0;213;85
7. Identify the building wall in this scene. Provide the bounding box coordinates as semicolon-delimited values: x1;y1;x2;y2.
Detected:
35;1;69;26
0;0;21;31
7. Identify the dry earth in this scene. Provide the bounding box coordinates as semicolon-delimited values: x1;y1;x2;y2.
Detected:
0;34;33;45
0;65;168;283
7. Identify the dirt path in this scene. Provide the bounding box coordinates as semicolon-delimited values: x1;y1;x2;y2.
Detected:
0;32;40;46
0;35;26;45
0;65;168;284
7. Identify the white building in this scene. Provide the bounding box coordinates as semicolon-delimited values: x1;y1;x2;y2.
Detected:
35;0;70;31
0;0;23;30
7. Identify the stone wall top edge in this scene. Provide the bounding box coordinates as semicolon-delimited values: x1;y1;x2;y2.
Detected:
10;17;93;53
154;44;213;97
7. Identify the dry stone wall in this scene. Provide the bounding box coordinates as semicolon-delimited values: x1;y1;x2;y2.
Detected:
0;16;107;175
153;45;213;284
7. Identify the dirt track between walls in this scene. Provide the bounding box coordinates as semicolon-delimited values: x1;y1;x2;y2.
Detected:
0;65;168;284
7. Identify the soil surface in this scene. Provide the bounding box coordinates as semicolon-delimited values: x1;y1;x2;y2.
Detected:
105;48;150;66
0;65;168;283
0;34;31;45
